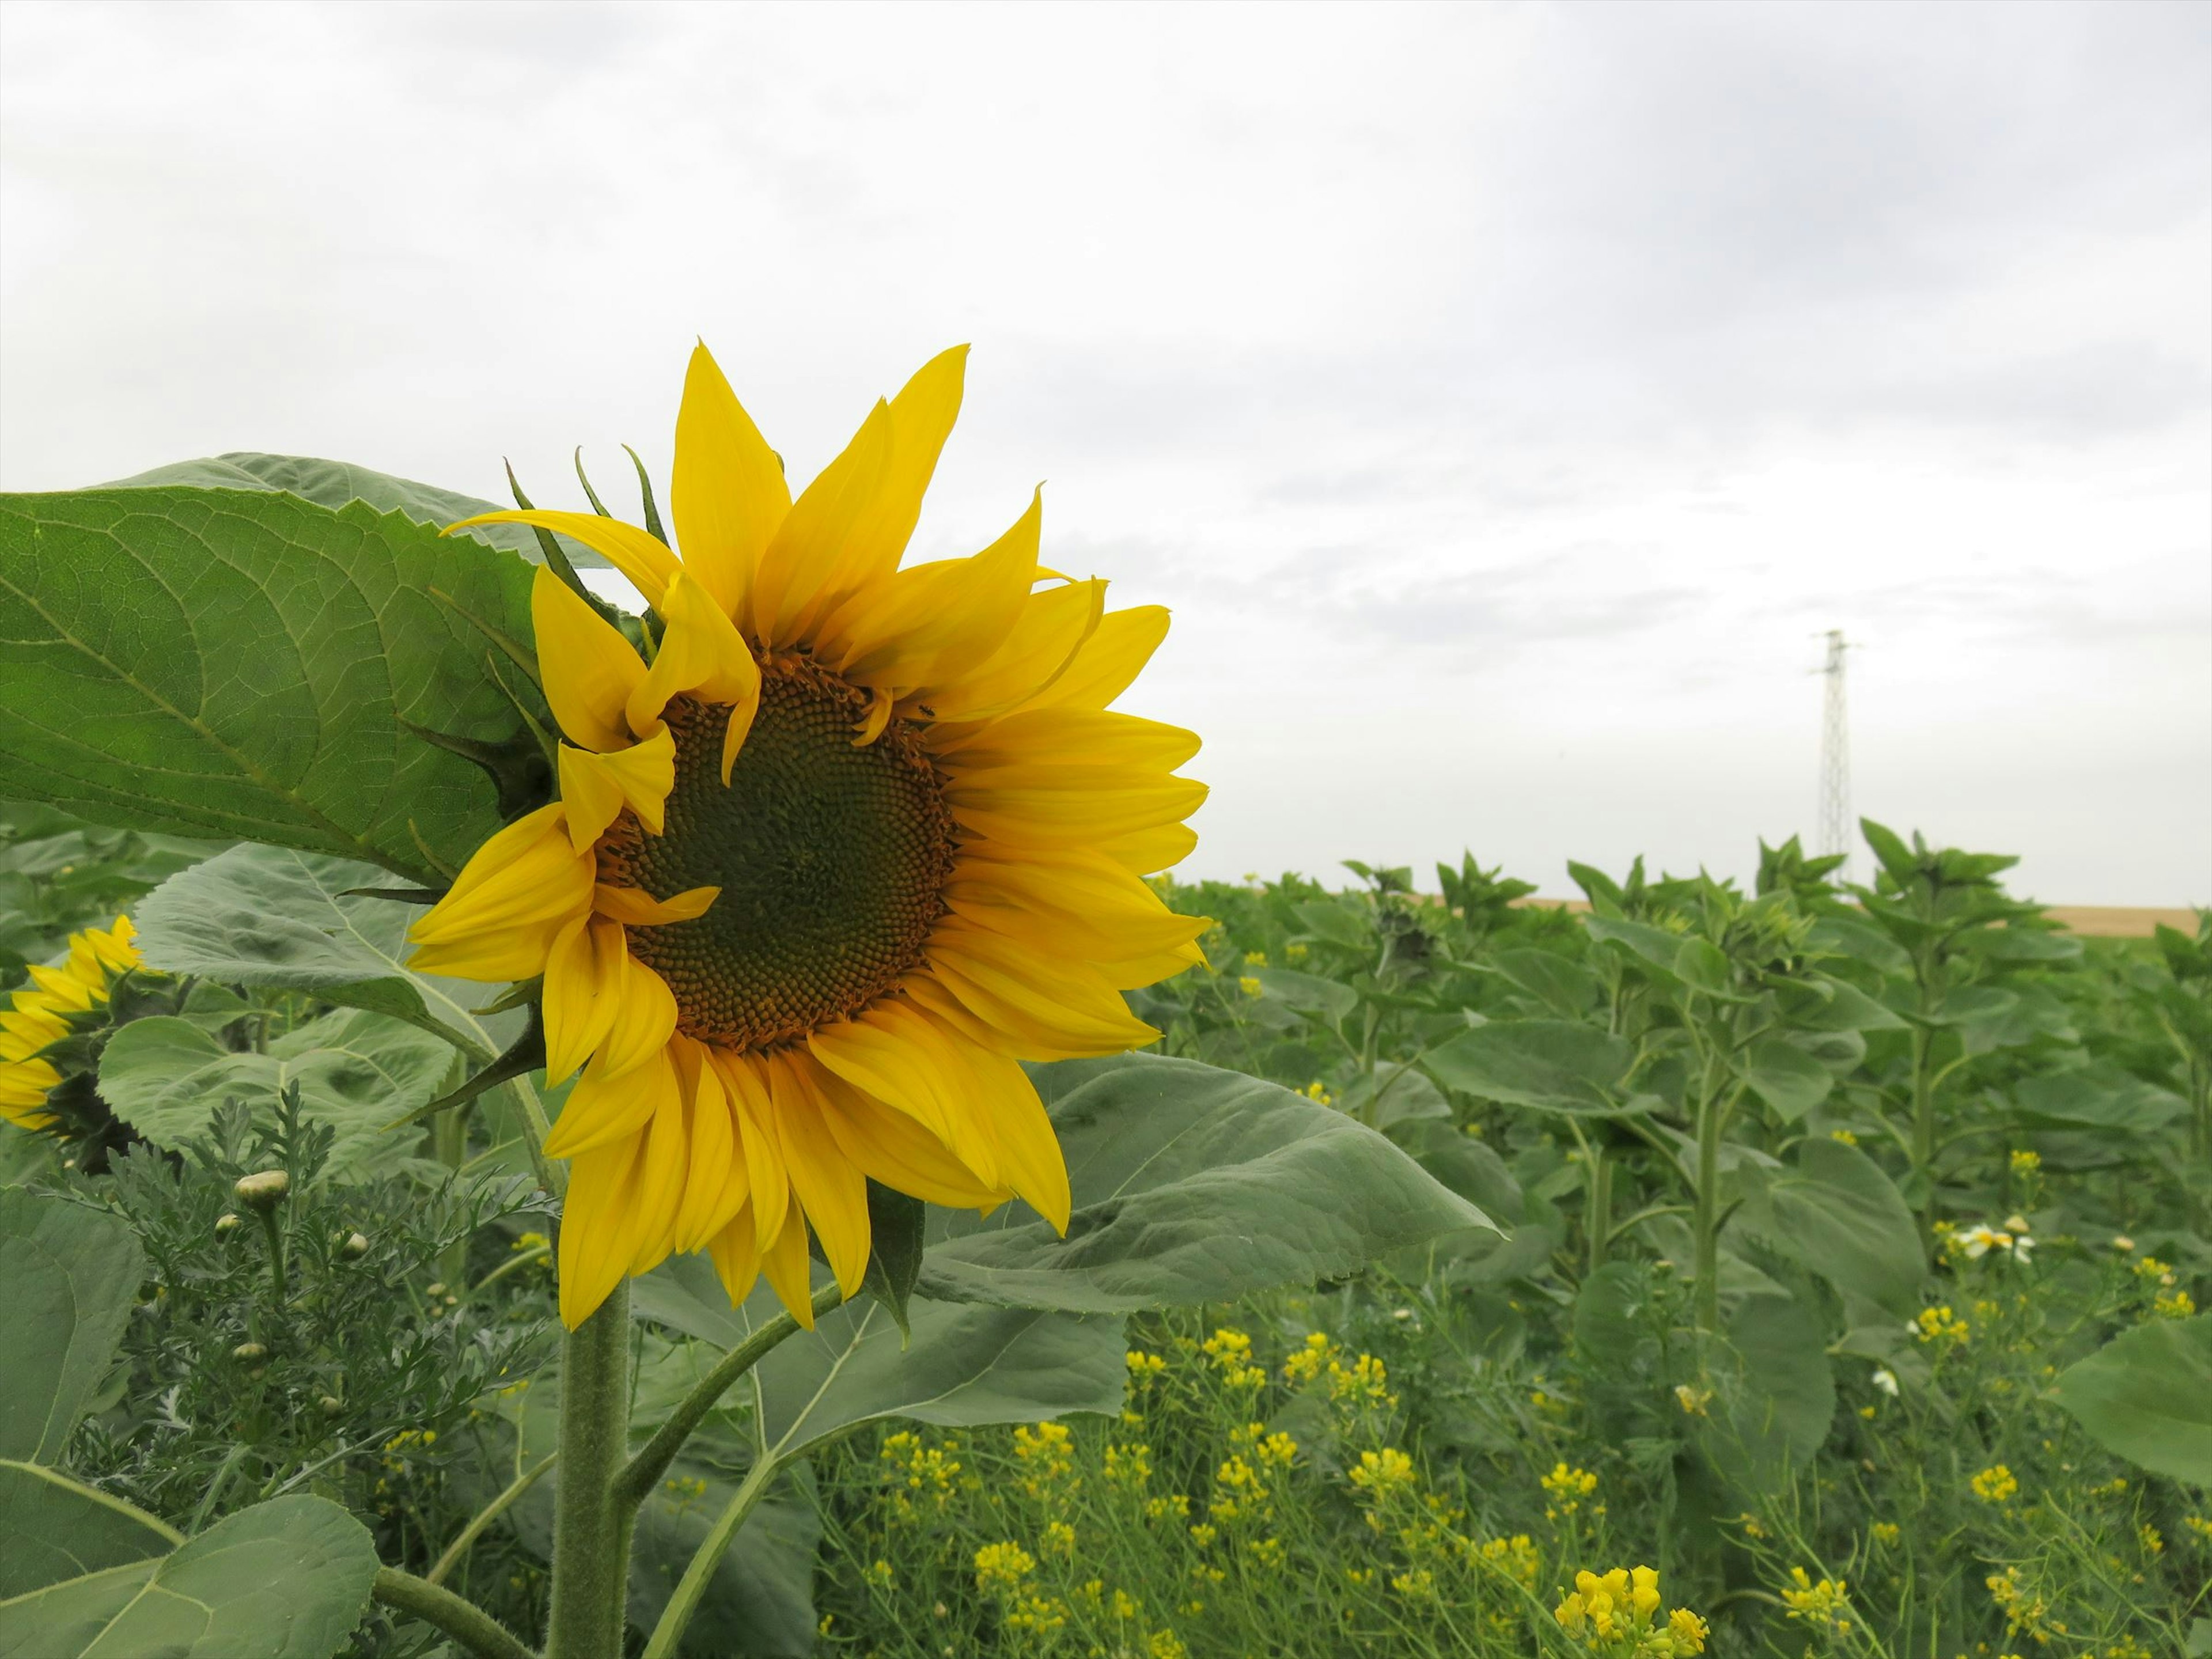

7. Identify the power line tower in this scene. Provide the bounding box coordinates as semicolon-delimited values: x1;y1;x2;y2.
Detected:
1816;630;1852;880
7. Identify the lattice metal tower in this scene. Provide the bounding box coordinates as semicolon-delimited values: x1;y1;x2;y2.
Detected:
1816;630;1852;879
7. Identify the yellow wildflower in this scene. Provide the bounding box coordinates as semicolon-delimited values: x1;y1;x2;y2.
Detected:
1972;1465;2020;1503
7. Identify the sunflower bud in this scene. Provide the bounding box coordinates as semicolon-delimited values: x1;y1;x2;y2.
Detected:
342;1231;370;1257
214;1213;242;1236
234;1171;289;1210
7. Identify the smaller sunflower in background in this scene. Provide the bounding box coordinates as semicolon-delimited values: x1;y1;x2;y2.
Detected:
408;344;1208;1328
0;914;142;1150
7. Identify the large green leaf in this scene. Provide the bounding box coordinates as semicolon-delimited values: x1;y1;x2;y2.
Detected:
0;1460;178;1601
1741;1035;1834;1122
0;1490;378;1658
98;1009;450;1177
634;1256;1125;1460
1422;1019;1632;1115
102;451;605;568
0;487;544;883
2049;1313;2212;1484
1736;1139;1922;1316
133;844;510;1060
915;1054;1491;1314
1249;967;1357;1023
0;1191;142;1465
2013;1065;2185;1137
1707;1294;1835;1483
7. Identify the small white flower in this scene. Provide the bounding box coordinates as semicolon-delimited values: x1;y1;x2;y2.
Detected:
1872;1367;1899;1398
2012;1236;2035;1264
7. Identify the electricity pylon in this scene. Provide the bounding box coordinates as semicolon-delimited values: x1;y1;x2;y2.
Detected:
1816;630;1851;881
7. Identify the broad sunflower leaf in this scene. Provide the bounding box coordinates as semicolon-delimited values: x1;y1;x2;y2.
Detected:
96;1009;450;1179
916;1052;1493;1314
1703;1293;1836;1485
0;486;548;884
0;1460;178;1601
0;1489;378;1659
0;1194;142;1468
1739;1034;1834;1122
2049;1313;2212;1484
0;1190;143;1465
1421;1018;1633;1115
1732;1139;1922;1316
2012;1064;2185;1137
101;450;606;567
132;843;513;1061
633;1257;1124;1459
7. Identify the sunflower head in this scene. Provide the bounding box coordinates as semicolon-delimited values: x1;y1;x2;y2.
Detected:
0;915;160;1169
410;345;1207;1328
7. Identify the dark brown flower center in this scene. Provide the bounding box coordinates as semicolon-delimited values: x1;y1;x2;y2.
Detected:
599;664;955;1051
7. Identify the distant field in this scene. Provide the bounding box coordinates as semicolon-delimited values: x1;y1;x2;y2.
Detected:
1510;896;2199;938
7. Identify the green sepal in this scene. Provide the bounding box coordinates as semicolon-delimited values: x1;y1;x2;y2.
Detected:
624;444;669;543
859;1183;926;1344
401;719;554;824
382;1003;544;1132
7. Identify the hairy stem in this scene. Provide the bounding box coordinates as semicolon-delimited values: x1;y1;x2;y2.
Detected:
545;1282;631;1659
373;1567;539;1659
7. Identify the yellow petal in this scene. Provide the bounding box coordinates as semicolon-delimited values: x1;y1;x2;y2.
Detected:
750;400;893;649
544;1046;675;1158
672;1040;749;1252
1091;938;1208;990
450;509;678;609
557;726;676;852
932;709;1200;775
672;342;791;619
757;1204;817;1328
924;926;1160;1059
786;346;968;641
707;1203;762;1308
543;914;622;1084
558;1130;648;1328
766;1050;872;1296
946;767;1209;849
710;1048;790;1252
948;1041;1070;1233
626;570;764;759
532;566;646;752
597;952;677;1080
946;845;1208;960
822;491;1040;685
1013;603;1171;713
626;1084;692;1277
809;1001;999;1188
407;804;594;981
815;1065;1009;1211
912;577;1104;723
1093;821;1199;876
595;883;718;926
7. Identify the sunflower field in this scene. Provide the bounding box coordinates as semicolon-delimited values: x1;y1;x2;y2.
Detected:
1;358;2207;1659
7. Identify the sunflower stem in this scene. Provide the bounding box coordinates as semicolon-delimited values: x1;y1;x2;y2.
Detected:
612;1282;844;1514
545;1281;632;1659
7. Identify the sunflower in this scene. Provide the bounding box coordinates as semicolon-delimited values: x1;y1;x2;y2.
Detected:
408;345;1207;1328
0;915;140;1130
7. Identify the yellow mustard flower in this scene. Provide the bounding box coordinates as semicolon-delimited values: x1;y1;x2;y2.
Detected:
406;344;1209;1327
1972;1465;2020;1504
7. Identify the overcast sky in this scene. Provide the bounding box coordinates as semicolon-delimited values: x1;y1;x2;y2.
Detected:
3;2;2206;904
